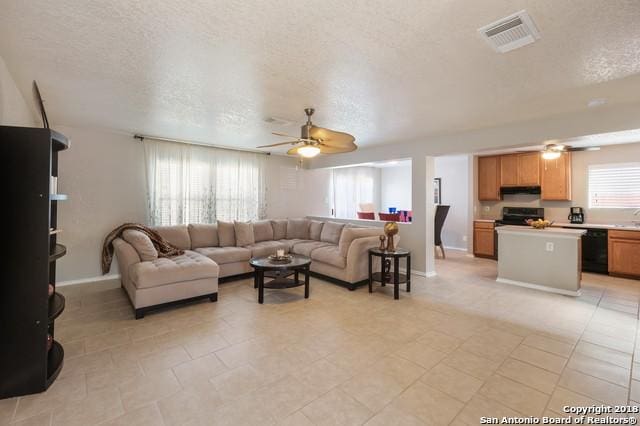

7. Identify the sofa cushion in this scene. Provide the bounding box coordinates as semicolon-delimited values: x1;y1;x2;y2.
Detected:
129;250;218;289
338;227;382;257
286;218;310;239
152;225;191;250
270;220;286;240
245;240;289;257
253;220;274;242
309;220;324;241
122;229;158;261
277;239;312;251
195;246;251;265
217;220;236;247
310;245;345;268
188;223;219;249
320;222;345;244
292;241;333;257
234;221;255;247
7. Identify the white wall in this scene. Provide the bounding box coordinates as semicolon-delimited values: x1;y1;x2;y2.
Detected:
477;142;640;224
380;163;412;212
435;155;471;250
0;55;35;126
55;125;301;283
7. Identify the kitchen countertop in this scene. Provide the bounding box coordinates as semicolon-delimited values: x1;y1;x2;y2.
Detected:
474;219;496;223
552;222;640;231
496;225;586;237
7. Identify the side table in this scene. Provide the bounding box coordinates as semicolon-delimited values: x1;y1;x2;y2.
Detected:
368;248;411;300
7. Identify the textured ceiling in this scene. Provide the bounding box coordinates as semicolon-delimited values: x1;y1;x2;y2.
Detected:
1;0;640;152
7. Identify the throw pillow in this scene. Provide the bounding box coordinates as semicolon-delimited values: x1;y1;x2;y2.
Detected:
320;221;345;244
286;218;310;239
122;229;158;261
217;220;236;247
309;220;324;241
188;223;219;248
271;219;287;240
253;220;274;242
234;221;255;247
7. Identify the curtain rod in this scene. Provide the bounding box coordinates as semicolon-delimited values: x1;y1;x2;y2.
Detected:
133;133;271;155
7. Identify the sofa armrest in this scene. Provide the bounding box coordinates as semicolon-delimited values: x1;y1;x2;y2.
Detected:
345;235;401;283
112;238;140;288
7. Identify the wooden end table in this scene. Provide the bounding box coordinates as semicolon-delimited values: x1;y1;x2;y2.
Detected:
368;248;411;300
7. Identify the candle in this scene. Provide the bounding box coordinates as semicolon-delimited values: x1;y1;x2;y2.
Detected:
276;249;285;258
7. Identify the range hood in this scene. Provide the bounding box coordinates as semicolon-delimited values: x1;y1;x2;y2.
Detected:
500;186;541;195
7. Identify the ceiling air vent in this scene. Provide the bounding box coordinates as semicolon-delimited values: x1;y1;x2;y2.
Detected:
478;10;540;53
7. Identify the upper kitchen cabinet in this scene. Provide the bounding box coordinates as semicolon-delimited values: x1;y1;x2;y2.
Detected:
541;152;572;200
478;155;501;201
517;152;541;186
500;154;518;186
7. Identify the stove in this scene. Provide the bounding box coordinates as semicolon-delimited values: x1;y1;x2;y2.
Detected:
496;207;544;226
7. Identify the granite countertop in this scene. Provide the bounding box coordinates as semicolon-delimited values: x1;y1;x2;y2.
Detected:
552;222;640;232
496;225;587;236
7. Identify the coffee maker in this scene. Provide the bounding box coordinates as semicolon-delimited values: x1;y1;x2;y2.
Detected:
568;207;584;224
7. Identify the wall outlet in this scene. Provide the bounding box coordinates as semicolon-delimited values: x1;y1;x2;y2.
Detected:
483;206;490;212
545;242;554;252
462;235;468;242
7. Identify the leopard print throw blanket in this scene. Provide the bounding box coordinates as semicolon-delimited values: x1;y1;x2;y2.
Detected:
101;223;184;274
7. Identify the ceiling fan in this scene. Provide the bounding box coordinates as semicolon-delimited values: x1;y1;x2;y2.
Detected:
539;141;600;159
257;108;357;158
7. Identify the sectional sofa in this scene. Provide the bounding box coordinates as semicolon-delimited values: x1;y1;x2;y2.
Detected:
113;218;385;317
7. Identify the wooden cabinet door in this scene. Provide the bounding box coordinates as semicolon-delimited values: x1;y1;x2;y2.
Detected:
473;225;495;257
500;154;518;187
517;152;540;186
478;156;501;200
541;152;572;200
608;231;640;277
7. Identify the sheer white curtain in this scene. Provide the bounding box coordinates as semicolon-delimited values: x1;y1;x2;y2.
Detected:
332;166;380;218
143;139;266;225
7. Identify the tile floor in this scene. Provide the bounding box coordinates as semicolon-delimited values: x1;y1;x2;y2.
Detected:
2;252;640;425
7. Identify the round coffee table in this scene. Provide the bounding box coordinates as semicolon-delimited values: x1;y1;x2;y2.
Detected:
249;255;311;304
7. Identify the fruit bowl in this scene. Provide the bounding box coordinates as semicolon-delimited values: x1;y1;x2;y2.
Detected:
526;219;553;229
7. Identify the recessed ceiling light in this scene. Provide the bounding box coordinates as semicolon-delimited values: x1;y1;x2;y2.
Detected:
587;99;607;108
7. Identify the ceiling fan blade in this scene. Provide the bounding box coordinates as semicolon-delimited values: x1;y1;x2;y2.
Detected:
309;126;356;148
257;140;300;148
271;132;301;139
287;146;302;156
567;146;601;152
318;142;358;154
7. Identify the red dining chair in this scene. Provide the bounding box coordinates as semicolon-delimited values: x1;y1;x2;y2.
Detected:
357;212;375;220
378;212;400;221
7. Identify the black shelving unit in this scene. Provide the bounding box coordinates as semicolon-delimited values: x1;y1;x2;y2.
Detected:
0;126;69;398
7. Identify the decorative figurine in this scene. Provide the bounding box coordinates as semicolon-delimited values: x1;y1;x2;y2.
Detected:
384;221;399;252
378;235;386;251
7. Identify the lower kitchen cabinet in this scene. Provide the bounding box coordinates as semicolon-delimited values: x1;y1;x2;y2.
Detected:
473;221;495;259
608;230;640;278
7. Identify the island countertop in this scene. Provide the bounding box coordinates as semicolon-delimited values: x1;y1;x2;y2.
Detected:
496;225;586;237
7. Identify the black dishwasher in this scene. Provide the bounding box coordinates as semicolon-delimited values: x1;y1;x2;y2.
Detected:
564;228;608;274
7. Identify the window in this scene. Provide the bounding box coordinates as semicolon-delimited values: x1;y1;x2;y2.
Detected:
332;166;380;219
143;139;266;225
588;163;640;209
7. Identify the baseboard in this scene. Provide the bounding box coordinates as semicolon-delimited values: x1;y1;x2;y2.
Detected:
57;274;121;287
425;271;437;278
398;268;427;277
496;277;581;297
443;246;468;252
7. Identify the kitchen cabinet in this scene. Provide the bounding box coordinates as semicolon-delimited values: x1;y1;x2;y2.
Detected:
608;230;640;278
541;152;572;200
473;221;495;258
517;152;541;186
478;156;501;201
500;154;518;187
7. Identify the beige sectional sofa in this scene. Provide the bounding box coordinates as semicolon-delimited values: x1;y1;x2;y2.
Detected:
113;218;384;318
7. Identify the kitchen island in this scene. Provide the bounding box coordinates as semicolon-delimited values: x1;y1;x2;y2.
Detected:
496;226;586;296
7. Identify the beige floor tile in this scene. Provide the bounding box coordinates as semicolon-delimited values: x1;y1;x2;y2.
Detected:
58;349;114;379
277;410;314;426
371;355;426;388
567;352;630;387
479;375;549;416
157;382;225;426
100;404;164;426
140;345;191;374
453;394;522;425
581;330;635;354
9;412;52;426
183;332;230;359
292;359;352;394
255;375;319;421
558;369;628;405
546;387;605;413
522;334;574;357
118;369;181;411
208;365;272;402
214;339;271;369
84;329;132;354
421;363;483;402
209;391;277;426
172;352;229;387
340;371;405;413
630;380;640;402
62;340;85;359
497;358;559;394
574;340;633;369
416;330;463;354
442;349;501;380
13;374;87;422
394;341;448;370
364;404;425;426
51;387;123;426
392;381;464;424
86;363;144;393
301;388;373;426
0;397;18;425
510;345;567;374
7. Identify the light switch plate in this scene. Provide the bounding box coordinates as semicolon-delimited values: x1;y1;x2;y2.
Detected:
484;206;490;212
545;242;554;252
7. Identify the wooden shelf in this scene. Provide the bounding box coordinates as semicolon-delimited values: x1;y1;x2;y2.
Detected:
48;293;65;322
50;194;67;201
49;244;66;262
46;341;64;387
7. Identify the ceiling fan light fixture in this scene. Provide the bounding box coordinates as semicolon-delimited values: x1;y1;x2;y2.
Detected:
298;145;321;158
542;150;562;160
